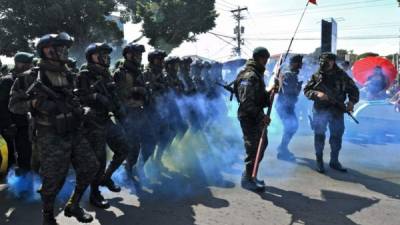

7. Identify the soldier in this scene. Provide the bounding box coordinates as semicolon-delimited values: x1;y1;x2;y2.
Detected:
178;56;196;95
275;55;303;161
0;52;34;175
77;43;127;209
191;60;206;93
113;43;156;179
234;47;272;191
9;32;99;225
164;56;185;94
304;52;359;173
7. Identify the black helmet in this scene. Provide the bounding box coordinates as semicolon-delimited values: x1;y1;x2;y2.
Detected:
123;43;145;58
165;56;181;66
253;47;270;59
181;56;193;65
148;50;167;63
36;32;74;58
85;42;113;62
191;59;203;68
290;54;303;64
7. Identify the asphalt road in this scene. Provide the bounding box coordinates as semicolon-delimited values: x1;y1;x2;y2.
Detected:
1;131;399;225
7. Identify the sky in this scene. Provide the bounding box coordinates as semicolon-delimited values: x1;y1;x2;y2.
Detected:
125;0;400;61
1;0;399;64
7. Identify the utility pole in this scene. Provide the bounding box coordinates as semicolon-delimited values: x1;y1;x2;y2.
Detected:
231;6;247;57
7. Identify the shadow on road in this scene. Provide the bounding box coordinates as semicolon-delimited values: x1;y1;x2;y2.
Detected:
90;164;231;225
297;157;400;199
259;186;379;225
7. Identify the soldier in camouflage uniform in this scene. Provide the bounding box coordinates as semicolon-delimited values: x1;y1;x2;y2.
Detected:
77;43;128;209
152;57;187;164
0;52;34;175
191;60;207;93
234;47;272;191
178;56;196;95
141;50;170;165
275;55;304;161
304;52;359;173
113;43;156;179
8;33;98;225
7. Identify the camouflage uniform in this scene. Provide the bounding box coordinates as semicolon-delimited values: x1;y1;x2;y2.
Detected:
235;59;271;180
178;57;196;95
77;60;127;208
114;59;156;174
304;53;359;172
275;56;303;160
9;59;99;223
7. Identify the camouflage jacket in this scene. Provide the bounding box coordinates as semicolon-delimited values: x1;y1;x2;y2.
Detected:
235;59;271;118
304;65;359;111
277;69;302;106
164;70;185;94
0;70;29;129
77;64;116;123
9;60;80;128
142;64;168;97
113;60;147;108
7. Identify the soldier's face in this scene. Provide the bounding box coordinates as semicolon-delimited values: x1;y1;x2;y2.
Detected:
91;52;111;67
44;45;69;62
14;62;32;73
320;59;335;72
257;56;269;66
133;52;142;64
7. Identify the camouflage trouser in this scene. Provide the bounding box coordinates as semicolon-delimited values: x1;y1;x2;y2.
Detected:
84;125;107;187
276;103;299;152
105;120;128;179
36;127;98;208
123;107;157;168
312;109;345;161
239;115;268;178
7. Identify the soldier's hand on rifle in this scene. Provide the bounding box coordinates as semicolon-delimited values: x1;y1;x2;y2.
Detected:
346;101;355;112
315;91;329;101
262;115;271;126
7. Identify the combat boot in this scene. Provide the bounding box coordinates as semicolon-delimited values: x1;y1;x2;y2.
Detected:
241;172;265;192
100;178;121;192
100;166;121;192
277;150;296;162
64;187;93;223
90;186;110;209
329;151;347;173
42;212;58;225
316;154;325;173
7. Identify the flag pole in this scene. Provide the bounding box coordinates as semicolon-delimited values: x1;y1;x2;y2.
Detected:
251;0;313;180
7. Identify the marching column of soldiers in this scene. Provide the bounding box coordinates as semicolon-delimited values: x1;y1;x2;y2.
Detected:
0;32;360;225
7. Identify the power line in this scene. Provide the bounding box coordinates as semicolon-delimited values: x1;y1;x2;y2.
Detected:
255;2;395;18
218;0;237;7
252;0;386;15
246;35;399;41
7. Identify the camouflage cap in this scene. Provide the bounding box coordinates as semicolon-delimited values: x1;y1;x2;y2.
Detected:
320;52;336;61
14;52;34;63
253;47;270;59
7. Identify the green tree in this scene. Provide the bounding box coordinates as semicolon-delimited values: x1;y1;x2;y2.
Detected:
121;0;218;53
0;0;123;61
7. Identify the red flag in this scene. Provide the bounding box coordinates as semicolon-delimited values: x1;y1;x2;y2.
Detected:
309;0;317;5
